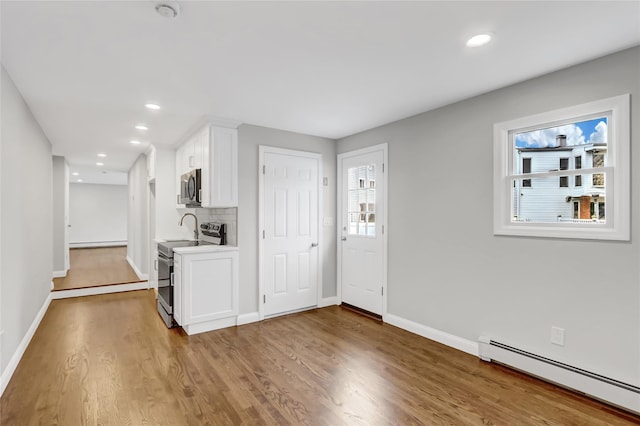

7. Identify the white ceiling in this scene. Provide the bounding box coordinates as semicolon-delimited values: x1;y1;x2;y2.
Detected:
2;1;639;183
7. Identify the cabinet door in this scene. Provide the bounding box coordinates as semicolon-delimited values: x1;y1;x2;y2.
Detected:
173;255;183;325
203;126;238;207
182;251;238;324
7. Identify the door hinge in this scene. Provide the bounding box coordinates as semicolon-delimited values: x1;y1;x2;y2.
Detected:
262;230;265;239
382;225;384;234
263;294;266;303
262;165;266;174
382;163;385;173
381;287;384;296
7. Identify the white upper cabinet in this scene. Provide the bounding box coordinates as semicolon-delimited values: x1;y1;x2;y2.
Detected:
175;121;239;207
201;126;238;207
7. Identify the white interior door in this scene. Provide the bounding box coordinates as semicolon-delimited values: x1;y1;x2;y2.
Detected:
338;144;387;315
261;147;320;318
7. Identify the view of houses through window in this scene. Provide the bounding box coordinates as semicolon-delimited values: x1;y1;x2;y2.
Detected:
512;117;607;223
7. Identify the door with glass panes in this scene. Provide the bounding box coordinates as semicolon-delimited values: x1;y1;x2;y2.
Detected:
339;145;386;315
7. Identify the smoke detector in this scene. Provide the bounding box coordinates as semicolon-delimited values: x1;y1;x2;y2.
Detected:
155;1;180;19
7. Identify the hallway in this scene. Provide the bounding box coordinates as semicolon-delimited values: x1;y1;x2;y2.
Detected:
52;247;143;291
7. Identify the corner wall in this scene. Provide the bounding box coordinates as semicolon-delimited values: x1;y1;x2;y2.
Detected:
0;66;53;378
52;155;69;272
337;47;640;387
127;154;148;277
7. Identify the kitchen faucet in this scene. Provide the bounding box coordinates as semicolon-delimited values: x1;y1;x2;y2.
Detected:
179;213;199;241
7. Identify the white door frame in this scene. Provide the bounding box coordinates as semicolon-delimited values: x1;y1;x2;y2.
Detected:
258;146;323;320
337;143;389;319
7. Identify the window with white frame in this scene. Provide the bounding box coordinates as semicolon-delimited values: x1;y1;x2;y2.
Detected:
493;94;630;240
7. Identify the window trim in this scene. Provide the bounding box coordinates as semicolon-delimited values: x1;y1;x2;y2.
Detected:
493;94;630;240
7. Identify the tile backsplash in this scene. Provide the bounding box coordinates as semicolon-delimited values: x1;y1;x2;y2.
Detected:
195;207;237;246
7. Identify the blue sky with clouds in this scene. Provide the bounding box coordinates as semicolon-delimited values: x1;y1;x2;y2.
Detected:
515;117;608;148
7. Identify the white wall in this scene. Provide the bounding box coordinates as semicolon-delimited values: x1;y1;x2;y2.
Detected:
69;182;127;246
0;66;53;376
336;47;640;387
237;124;337;314
127;154;148;276
52;155;69;272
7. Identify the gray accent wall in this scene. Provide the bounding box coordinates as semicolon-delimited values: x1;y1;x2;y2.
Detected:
237;124;337;314
336;47;640;386
1;66;53;374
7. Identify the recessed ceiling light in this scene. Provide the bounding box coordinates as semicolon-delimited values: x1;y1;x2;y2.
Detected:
96;162;104;166
97;153;107;158
72;172;79;176
130;140;141;145
77;179;83;182
155;2;180;19
466;33;492;47
145;103;161;110
135;124;148;131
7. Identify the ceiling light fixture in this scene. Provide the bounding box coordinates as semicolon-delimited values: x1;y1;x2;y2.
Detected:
145;103;161;110
97;153;107;158
155;2;180;19
77;179;83;182
72;172;79;176
466;33;492;47
135;124;148;131
130;140;141;145
96;162;104;166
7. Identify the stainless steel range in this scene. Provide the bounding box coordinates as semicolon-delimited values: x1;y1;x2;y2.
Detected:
156;222;227;328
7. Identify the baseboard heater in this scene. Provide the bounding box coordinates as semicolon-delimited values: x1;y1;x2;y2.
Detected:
478;336;640;415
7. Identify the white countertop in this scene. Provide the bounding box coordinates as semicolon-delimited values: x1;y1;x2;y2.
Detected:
172;244;239;254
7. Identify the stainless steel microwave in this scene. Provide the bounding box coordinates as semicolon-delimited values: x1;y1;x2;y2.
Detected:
180;169;202;206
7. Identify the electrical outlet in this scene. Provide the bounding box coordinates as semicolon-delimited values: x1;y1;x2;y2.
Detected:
551;326;565;346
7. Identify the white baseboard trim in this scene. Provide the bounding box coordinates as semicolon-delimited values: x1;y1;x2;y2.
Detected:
384;313;479;357
70;241;127;248
126;256;149;281
237;312;260;326
52;270;67;278
51;281;149;300
318;296;339;308
182;317;237;335
1;292;53;398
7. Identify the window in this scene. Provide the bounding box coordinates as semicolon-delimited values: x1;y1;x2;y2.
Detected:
559;176;569;187
494;94;629;240
348;164;376;236
522;158;531;187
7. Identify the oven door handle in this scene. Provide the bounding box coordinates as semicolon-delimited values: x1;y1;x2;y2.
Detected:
170;272;175;285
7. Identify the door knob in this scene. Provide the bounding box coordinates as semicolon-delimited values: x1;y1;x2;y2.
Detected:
341;237;347;241
311;242;319;248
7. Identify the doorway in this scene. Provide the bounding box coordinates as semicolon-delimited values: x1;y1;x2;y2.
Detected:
337;143;388;316
259;146;322;319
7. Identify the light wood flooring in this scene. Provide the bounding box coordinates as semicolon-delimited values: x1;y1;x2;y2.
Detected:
52;246;143;291
1;290;637;425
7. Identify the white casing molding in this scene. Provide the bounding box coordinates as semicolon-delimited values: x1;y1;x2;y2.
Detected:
384;313;479;356
0;293;52;397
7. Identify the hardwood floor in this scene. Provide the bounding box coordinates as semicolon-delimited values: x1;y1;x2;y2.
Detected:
52;246;143;291
1;290;637;425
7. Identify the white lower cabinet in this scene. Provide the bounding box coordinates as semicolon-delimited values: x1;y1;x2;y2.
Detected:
173;249;239;335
